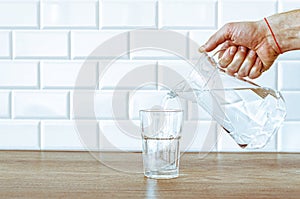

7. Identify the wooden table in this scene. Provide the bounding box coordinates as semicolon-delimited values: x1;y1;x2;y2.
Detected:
0;151;299;198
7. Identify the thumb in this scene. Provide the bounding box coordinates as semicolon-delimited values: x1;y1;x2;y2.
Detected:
199;24;232;52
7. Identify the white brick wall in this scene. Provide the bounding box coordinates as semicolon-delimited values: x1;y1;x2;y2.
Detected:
0;31;11;58
0;0;299;152
71;30;129;59
13;91;70;119
101;0;157;28
0;121;40;150
14;31;69;58
0;61;39;88
0;92;10;118
159;0;217;29
0;1;39;28
41;0;99;29
41;61;97;89
219;0;277;26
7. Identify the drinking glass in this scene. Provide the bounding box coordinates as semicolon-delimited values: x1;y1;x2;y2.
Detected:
140;109;184;179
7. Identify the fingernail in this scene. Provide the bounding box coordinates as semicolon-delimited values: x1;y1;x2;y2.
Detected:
239;46;247;52
230;46;237;55
218;59;225;67
248;50;256;58
249;66;257;77
199;45;206;52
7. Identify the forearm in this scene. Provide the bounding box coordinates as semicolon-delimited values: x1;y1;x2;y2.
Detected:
264;9;300;53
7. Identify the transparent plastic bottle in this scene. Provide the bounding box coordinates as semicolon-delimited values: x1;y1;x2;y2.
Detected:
168;52;286;149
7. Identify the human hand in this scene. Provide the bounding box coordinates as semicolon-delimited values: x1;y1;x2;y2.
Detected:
200;21;280;79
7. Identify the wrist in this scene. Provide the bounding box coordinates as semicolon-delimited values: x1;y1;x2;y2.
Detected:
265;10;300;53
255;19;281;55
263;17;283;54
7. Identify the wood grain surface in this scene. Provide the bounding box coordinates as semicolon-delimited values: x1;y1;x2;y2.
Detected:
0;151;299;198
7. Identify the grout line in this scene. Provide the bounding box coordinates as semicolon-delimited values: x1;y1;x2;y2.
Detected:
217;0;221;29
127;31;131;60
98;0;102;30
14;56;71;60
158;26;217;30
9;91;12;120
125;91;130;120
95;62;100;90
97;121;100;151
68;31;72;60
38;0;42;30
10;91;14;119
9;31;13;59
96;0;100;30
155;0;159;29
41;27;100;30
276;0;279;13
38;61;42;90
68;91;71;120
38;121;42;150
11;31;15;60
155;61;158;91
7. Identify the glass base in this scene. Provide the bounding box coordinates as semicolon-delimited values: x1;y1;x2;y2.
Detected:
144;169;179;179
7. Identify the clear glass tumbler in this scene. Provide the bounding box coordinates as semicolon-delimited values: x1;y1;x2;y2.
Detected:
139;109;184;179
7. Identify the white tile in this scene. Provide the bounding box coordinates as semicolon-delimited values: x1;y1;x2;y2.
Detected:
101;0;156;28
42;61;97;89
129;90;185;120
13;91;69;119
278;50;300;60
159;0;217;28
278;0;300;12
0;121;39;150
181;121;217;152
278;122;300;152
0;1;38;28
220;0;277;27
71;90;128;119
42;121;98;150
99;60;156;90
0;92;10;118
278;61;300;90
95;91;128;119
217;126;277;152
0;31;11;58
158;60;195;90
99;120;141;151
42;0;98;28
14;31;69;59
0;61;39;88
71;31;129;59
189;30;216;59
281;92;300;121
130;30;188;59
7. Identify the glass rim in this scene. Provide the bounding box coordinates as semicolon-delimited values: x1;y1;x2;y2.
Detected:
139;109;183;113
